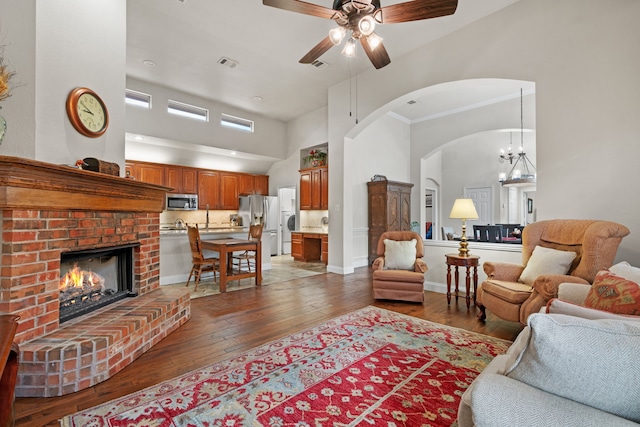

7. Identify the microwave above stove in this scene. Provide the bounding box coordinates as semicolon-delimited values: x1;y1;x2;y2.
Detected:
166;194;198;211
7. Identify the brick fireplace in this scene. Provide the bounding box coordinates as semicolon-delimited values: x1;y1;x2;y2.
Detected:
0;156;191;397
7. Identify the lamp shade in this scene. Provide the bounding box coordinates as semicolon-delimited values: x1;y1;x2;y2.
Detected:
449;198;479;220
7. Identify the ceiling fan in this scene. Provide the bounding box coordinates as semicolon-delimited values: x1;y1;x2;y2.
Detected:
263;0;458;69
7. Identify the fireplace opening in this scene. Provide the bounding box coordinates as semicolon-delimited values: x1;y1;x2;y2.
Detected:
59;243;139;323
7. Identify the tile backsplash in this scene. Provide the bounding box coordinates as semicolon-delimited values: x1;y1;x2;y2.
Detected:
300;210;329;232
160;210;238;227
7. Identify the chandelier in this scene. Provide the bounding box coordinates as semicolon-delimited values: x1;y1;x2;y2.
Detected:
499;88;536;187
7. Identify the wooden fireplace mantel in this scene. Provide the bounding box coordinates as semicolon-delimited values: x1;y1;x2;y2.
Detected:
0;156;171;212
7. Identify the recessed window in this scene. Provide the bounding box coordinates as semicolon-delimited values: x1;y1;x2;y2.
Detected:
125;89;151;108
168;100;209;122
221;113;254;132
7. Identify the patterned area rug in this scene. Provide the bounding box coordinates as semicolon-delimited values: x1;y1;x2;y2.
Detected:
60;306;511;427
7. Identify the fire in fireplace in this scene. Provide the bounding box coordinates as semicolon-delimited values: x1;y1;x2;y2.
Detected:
59;243;139;323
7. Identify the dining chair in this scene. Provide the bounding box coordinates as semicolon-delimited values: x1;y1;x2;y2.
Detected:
232;224;263;273
473;225;503;242
185;224;220;291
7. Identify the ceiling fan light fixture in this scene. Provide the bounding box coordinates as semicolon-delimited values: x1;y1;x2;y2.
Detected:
342;37;357;57
329;26;347;45
366;32;383;50
358;15;376;36
373;9;383;24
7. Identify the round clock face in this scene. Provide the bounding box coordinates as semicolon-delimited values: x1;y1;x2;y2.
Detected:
66;87;109;138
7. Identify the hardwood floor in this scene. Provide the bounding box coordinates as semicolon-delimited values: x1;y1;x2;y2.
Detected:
14;265;522;426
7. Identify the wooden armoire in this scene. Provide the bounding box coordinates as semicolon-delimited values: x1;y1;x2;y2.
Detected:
367;179;413;264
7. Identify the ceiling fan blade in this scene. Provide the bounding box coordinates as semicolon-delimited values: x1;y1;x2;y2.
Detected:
379;0;458;24
262;0;336;19
299;36;335;64
360;37;391;69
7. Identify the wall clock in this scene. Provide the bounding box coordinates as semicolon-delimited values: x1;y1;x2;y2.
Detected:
66;87;109;138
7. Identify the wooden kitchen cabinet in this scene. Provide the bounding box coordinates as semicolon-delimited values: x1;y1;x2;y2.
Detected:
126;161;165;186
199;171;239;210
254;175;269;195
299;170;312;210
126;159;257;210
166;166;197;194
320;167;328;209
239;174;270;196
291;232;327;263
220;173;239;210
321;234;328;264
299;166;328;210
367;180;413;264
197;170;220;209
291;232;303;260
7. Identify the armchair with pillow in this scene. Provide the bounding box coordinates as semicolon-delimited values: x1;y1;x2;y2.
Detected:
477;219;629;324
371;231;427;303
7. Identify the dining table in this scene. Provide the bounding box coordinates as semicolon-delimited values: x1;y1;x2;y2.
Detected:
200;238;262;293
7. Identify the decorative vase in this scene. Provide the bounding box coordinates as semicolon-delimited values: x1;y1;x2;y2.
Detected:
0;114;6;144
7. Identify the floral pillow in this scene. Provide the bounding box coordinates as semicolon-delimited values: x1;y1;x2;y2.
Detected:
584;270;640;315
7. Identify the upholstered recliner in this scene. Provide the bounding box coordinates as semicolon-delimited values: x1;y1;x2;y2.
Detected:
477;219;629;324
371;231;427;303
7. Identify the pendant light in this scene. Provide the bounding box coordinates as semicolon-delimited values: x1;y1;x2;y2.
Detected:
499;89;536;187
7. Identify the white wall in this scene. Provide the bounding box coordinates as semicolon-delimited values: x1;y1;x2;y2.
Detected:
1;0;126;167
438;130;536;230
328;0;640;272
126;77;286;161
347;114;411;265
0;0;36;159
351;114;411;231
411;90;536;225
268;106;328;202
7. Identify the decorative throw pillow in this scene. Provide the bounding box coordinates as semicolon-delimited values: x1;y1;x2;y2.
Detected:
383;239;417;270
506;313;640;422
609;261;640;284
584;270;640;315
518;246;577;285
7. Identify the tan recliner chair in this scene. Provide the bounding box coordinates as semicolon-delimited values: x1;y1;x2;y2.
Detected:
371;231;427;303
477;219;629;324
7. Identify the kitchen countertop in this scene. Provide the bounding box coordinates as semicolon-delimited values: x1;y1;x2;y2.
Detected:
160;225;247;235
293;230;328;235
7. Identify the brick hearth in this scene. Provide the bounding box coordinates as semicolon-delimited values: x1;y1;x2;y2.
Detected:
0;156;191;397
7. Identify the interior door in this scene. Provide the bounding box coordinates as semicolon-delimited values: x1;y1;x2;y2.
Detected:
464;186;493;237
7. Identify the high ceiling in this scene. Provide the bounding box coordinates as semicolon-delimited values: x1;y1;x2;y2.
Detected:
126;0;523;123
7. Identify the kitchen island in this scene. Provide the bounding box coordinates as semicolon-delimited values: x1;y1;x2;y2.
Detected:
159;225;272;285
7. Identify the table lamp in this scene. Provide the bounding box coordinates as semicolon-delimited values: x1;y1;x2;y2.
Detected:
449;198;479;257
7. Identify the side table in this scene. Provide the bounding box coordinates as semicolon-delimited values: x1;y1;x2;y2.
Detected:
445;253;480;310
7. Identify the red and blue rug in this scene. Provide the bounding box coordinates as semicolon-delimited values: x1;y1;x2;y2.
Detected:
60;306;510;426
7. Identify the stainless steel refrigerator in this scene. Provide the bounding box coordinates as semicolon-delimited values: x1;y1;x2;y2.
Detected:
238;195;279;255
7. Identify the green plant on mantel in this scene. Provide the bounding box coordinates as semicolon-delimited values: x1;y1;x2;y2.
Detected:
303;149;327;167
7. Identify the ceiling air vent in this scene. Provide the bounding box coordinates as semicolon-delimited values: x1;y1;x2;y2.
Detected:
310;59;329;69
218;57;239;69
